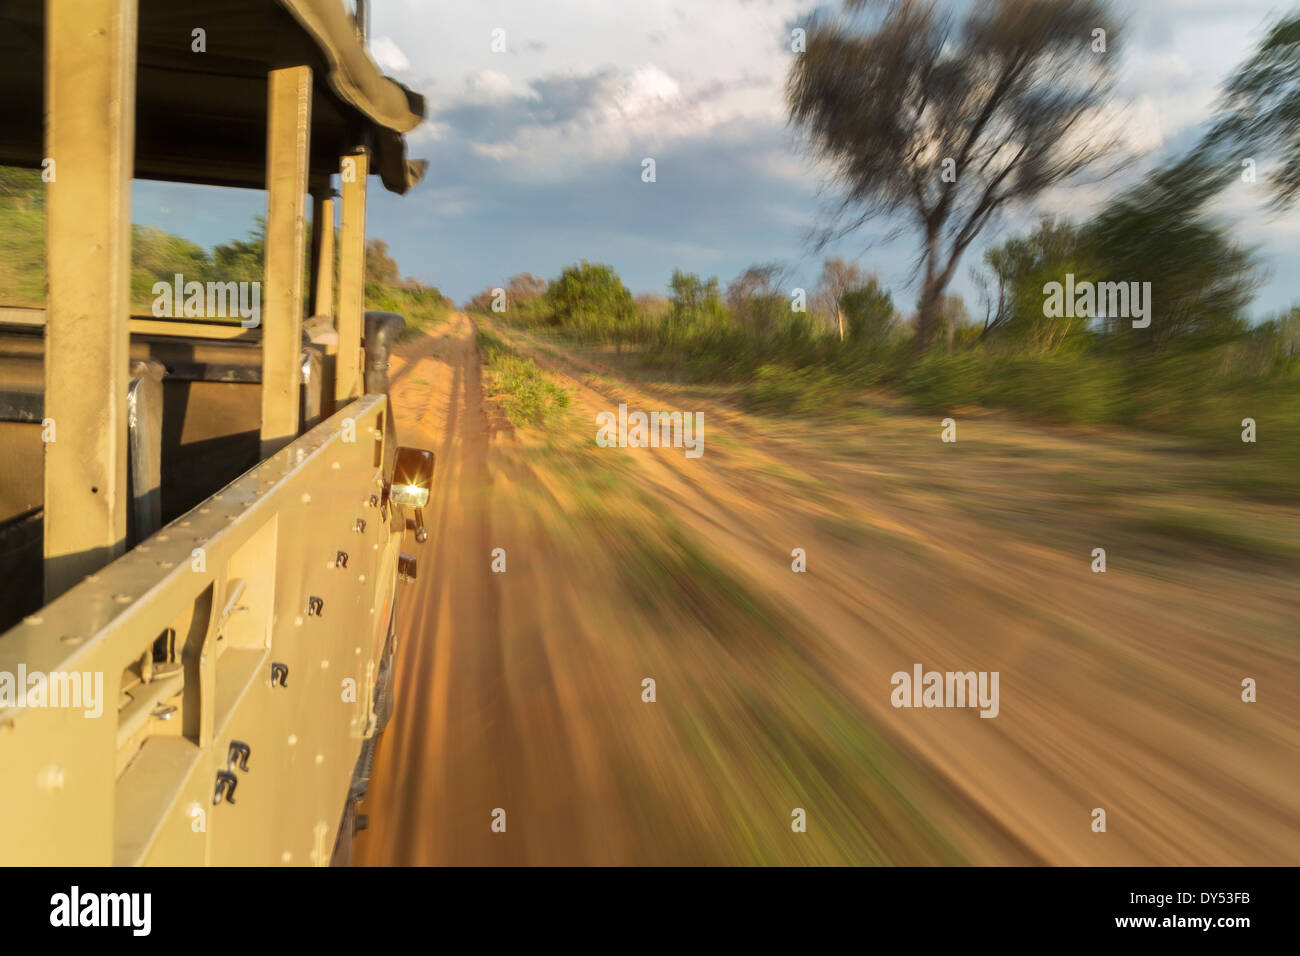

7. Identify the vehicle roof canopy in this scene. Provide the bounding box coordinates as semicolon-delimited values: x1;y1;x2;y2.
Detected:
0;0;427;193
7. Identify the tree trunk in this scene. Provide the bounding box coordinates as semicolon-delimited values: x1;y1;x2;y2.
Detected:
917;280;943;350
915;231;946;351
837;307;845;342
914;229;950;351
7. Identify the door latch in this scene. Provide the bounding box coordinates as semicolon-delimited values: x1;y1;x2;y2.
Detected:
228;740;251;773
213;770;238;805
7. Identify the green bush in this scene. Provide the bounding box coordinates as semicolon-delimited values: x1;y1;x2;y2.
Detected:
745;364;849;414
543;261;636;344
476;327;570;428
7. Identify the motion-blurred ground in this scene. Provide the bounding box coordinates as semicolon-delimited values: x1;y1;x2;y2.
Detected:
354;314;1300;865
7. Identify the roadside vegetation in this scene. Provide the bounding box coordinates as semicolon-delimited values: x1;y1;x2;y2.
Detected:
466;6;1300;496
0;167;453;330
362;237;455;336
468;241;1298;495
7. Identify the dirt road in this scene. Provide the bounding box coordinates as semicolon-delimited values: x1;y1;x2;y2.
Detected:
353;313;1300;865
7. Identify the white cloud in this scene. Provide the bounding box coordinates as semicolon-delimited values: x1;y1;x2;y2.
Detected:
608;66;681;119
433;64;776;182
408;118;450;145
375;0;813;175
462;69;524;104
1056;95;1165;167
369;35;411;74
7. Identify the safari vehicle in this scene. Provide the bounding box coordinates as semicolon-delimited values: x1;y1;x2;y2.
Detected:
0;0;432;865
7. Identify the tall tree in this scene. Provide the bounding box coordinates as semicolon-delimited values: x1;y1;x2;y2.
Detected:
1085;154;1259;346
667;269;725;324
839;276;898;343
1211;11;1300;208
727;262;790;339
545;261;635;336
978;216;1093;345
814;257;863;341
365;238;401;290
787;0;1122;349
505;272;547;302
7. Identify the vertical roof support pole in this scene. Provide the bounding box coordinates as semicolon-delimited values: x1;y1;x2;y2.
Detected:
310;190;336;319
260;65;313;459
43;0;138;600
336;148;369;403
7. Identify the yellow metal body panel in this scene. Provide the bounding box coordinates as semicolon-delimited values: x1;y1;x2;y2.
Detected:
311;193;336;320
260;65;313;459
0;395;401;866
42;0;138;600
336;149;368;403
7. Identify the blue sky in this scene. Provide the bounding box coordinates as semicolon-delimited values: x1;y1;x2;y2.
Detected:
134;0;1299;320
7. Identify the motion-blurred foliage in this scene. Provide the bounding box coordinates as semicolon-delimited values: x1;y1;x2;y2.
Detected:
465;6;1299;494
470;231;1297;492
476;325;570;429
0;172;451;329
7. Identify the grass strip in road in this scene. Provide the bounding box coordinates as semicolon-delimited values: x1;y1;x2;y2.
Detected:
476;325;571;429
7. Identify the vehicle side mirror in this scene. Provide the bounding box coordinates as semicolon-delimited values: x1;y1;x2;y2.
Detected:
389;446;434;508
